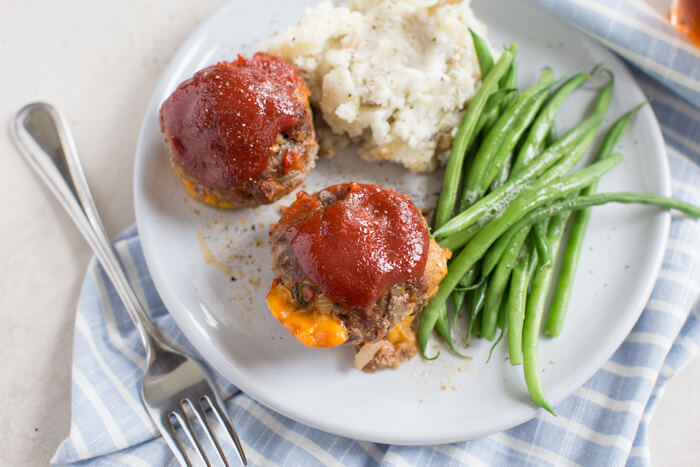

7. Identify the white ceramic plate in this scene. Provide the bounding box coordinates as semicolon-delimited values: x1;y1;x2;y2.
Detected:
134;0;670;445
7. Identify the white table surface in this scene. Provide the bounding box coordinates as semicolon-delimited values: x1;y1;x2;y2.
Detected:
1;0;698;465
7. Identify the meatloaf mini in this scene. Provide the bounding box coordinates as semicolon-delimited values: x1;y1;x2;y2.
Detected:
159;52;318;208
267;182;451;371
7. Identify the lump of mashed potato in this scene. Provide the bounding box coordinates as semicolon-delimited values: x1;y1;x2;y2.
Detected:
262;0;489;172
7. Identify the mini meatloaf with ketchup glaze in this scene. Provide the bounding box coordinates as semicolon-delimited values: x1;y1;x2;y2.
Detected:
159;52;318;208
267;182;451;372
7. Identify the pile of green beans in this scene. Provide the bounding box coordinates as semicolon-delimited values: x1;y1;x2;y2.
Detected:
419;30;700;413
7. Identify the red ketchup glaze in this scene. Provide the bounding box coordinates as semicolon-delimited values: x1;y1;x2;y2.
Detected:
283;183;429;309
159;53;307;188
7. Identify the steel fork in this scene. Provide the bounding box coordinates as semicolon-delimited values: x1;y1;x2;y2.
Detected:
12;103;247;466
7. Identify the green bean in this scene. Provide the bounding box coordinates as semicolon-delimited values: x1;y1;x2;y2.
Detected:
472;309;483;336
487;320;506;363
498;190;700;245
460;70;554;210
532;222;552;268
435;305;452;353
492;152;514;191
538;128;597;184
465;279;488;344
473;89;519;143
438;221;481;251
424;49;515;354
497;286;509;329
463;70;551;194
512;71;612;177
522;212;570;414
424;70;613;357
513;72;590;173
545;123;557;147
545;104;646;337
480;87;552;193
418;155;623;348
435;304;449;339
481;227;530;340
482;226;523;280
436;74;613;240
500;57;518;90
454;124;590;258
498;88;520;118
458;263;480;287
470;28;494;76
458;65;516;195
450;272;470;327
452;73;612;241
454;282;484;292
507;244;537;365
433;100;608;239
486;88;520;112
451;262;481;326
451;290;465;323
488;298;510;361
595;102;645;163
467;89;520;206
476;129;597;273
435;304;471;358
418;303;441;360
420;260;479;358
434;47;516;229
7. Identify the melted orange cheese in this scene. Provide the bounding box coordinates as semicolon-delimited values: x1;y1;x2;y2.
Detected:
173;165;234;208
266;281;348;348
387;315;415;346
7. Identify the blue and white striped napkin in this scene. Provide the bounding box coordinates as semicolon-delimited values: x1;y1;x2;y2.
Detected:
538;0;700;107
53;1;700;465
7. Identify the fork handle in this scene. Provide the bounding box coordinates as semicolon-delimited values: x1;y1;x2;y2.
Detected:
11;102;160;356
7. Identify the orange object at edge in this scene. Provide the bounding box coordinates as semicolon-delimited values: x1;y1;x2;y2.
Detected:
671;0;700;47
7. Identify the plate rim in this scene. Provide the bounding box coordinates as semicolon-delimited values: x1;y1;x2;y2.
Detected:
133;0;671;445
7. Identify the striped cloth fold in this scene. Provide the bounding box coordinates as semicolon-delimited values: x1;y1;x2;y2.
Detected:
53;2;700;466
537;0;700;107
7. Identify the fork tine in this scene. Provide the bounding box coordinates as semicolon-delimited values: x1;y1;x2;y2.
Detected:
172;408;210;466
160;414;191;467
204;394;248;466
191;398;229;467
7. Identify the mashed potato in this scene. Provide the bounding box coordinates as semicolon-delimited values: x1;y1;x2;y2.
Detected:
262;0;489;172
